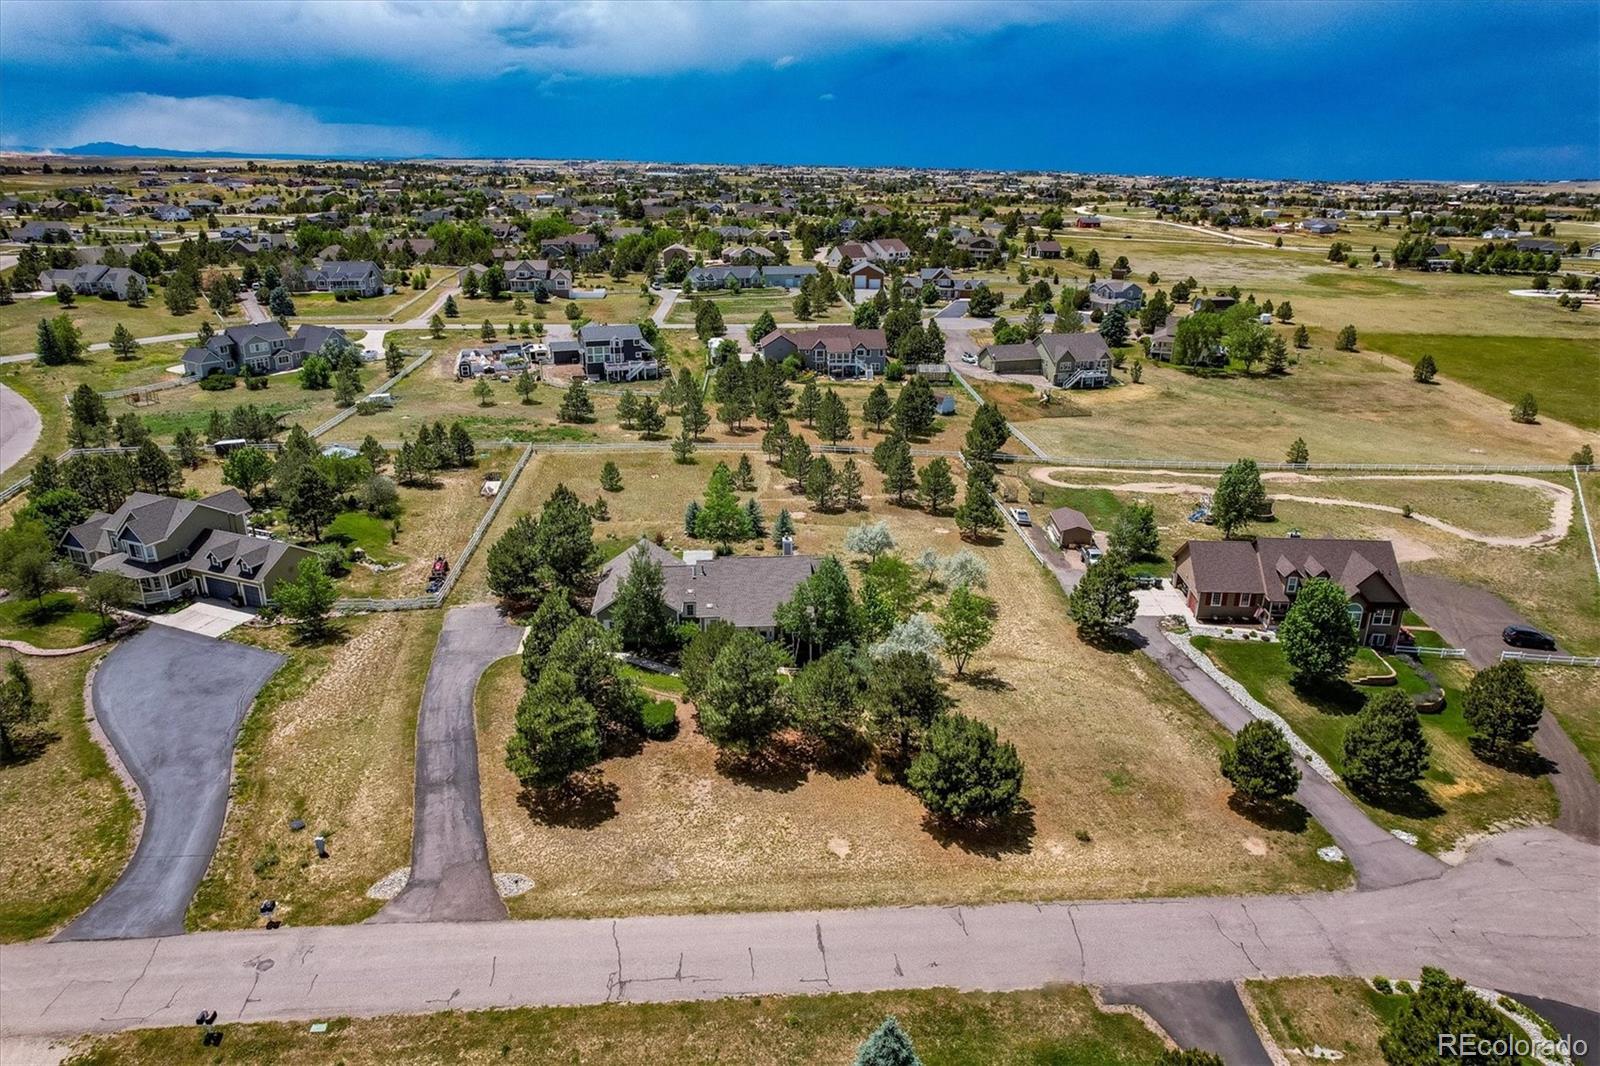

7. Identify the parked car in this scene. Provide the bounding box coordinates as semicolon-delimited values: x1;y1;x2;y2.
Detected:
1135;574;1162;589
1080;545;1103;566
1502;625;1557;651
961;351;978;364
1010;508;1031;526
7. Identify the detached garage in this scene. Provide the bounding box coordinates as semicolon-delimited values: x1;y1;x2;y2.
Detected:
1046;507;1095;549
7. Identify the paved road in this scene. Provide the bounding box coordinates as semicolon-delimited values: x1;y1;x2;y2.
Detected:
1404;573;1600;844
649;287;679;326
0;382;43;474
239;291;270;325
1132;618;1447;891
56;628;284;941
375;605;524;924
3;827;1593;1040
1102;981;1270;1063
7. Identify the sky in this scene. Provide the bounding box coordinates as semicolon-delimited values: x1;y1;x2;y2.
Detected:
2;0;1596;181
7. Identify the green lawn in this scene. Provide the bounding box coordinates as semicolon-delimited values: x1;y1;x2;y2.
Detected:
0;592;110;648
68;985;1166;1066
667;286;853;324
0;294;211;355
1362;333;1600;431
1193;636;1556;852
325;510;402;564
620;663;685;695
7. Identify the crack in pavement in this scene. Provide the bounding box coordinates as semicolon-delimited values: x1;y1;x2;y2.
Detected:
1067;904;1087;980
113;939;161;1016
799;921;832;986
948;906;969;936
1209;912;1262;974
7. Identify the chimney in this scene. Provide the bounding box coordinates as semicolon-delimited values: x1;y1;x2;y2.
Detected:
781;535;794;556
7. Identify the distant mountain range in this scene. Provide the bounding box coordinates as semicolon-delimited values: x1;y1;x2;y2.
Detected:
22;142;433;161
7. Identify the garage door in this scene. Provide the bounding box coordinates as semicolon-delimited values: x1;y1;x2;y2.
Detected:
242;584;263;607
205;576;237;600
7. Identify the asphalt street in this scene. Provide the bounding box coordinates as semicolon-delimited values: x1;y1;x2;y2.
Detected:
56;627;284;941
4;827;1594;1041
375;604;524;924
1131;617;1447;891
1404;573;1600;843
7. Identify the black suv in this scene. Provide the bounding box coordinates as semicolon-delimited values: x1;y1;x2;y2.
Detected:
1502;625;1557;651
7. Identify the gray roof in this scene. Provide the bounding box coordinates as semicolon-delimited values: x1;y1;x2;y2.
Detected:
594;539;818;630
580;323;652;350
1048;507;1093;536
1038;332;1110;367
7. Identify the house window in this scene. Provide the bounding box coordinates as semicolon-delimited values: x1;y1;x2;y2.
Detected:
1371;608;1395;627
682;602;696;618
1208;592;1224;607
1347;603;1364;629
1285;575;1301;594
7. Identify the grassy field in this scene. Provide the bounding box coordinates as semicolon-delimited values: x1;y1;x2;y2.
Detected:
666;286;854;324
187;611;442;930
471;451;1343;922
455;284;656;327
997;338;1593;465
67;984;1166;1065
1532;665;1600;779
134;363;389;443
1244;976;1407;1066
0;591;111;648
1194;637;1556;853
1362;333;1600;432
0;294;211;355
0;649;136;941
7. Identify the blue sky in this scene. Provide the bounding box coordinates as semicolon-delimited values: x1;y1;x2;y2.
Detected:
2;0;1595;180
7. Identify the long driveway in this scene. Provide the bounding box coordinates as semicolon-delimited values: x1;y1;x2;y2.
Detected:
1132;617;1447;890
374;604;524;924
1403;573;1600;843
56;627;283;941
0;382;42;474
3;827;1594;1040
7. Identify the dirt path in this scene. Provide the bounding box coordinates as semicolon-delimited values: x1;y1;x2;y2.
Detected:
1030;468;1575;548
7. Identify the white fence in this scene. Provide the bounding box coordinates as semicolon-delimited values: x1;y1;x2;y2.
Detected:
1406;646;1469;659
308;349;432;440
1501;650;1600;668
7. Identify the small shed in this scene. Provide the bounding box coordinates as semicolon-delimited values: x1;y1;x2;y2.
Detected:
1046;506;1095;549
934;394;957;416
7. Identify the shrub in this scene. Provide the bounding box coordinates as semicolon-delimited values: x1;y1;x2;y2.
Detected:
1220;720;1301;804
1372;976;1393;993
906;712;1025;823
198;373;238;391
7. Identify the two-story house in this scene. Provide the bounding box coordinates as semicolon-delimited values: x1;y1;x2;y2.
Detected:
900;267;983;302
978;333;1112;388
540;232;602;259
1171;537;1409;648
757;326;887;379
823;238;912;269
502;259;572;298
61;489;315;608
579;323;658;382
181;323;352;379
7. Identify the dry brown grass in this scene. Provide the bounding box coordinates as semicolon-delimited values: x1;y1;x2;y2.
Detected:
473;453;1344;921
188;611;442;930
1532;665;1600;779
0;649;136;942
1245;976;1403;1066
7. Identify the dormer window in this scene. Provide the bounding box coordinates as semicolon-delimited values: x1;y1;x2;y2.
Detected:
1285;575;1301;594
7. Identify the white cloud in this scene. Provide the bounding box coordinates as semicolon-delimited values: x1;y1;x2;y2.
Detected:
0;0;1105;78
46;94;451;156
818;93;835;101
773;54;798;69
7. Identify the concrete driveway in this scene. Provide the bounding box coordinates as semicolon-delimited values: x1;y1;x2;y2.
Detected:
57;627;284;941
0;383;42;475
147;601;256;638
1404;573;1598;843
376;604;524;924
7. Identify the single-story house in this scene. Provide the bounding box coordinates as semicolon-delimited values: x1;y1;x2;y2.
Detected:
1027;240;1063;258
593;539;818;640
62;489;314;608
7;220;72;243
1171;537;1408;648
979;334;1111;388
1088;278;1144;313
290;259;384;297
1300;219;1340;235
36;265;145;300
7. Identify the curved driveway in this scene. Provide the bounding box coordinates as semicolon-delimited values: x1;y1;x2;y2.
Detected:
375;604;524;924
57;627;283;941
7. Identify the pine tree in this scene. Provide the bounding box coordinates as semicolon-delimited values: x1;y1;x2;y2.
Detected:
839;457;865;509
772;508;795;547
559;380;595;423
853;1016;924;1066
805;455;839;511
796;380;821;426
600;461;623;492
815;389;851;443
733;453;756;490
918;456;956;514
953;470;1002;541
882;438;918;505
862;382;893;432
